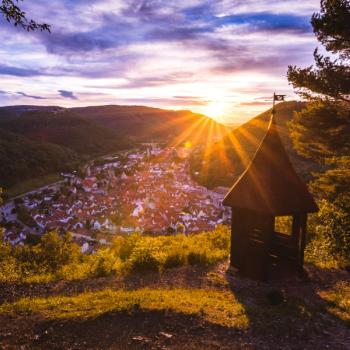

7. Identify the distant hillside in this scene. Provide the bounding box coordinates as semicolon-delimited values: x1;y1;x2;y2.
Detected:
0;111;131;155
190;101;322;189
0;129;78;188
70;105;229;144
0;105;229;146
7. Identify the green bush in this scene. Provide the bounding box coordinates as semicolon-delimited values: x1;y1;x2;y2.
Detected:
128;248;161;272
188;251;210;266
91;249;121;277
114;233;141;261
164;250;186;268
14;231;81;274
305;195;350;268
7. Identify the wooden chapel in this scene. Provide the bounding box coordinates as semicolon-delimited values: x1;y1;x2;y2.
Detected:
223;102;318;280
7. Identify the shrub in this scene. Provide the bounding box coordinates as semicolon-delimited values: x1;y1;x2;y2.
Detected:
114;233;141;261
128;248;160;273
0;226;231;282
205;225;230;251
164;250;186;268
57;262;91;280
0;256;20;282
188;250;210;266
91;249;121;277
36;232;81;272
306;196;350;268
0;230;21;282
14;231;81;274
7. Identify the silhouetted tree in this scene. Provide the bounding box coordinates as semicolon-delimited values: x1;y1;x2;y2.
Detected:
0;0;50;31
287;0;350;161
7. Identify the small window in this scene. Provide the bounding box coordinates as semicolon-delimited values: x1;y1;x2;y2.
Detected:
274;216;293;235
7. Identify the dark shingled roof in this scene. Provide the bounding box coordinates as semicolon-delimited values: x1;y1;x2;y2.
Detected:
223;115;318;215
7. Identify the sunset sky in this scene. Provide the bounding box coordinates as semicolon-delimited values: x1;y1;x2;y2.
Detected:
0;0;321;124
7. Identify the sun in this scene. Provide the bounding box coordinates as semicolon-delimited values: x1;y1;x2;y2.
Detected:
203;101;226;122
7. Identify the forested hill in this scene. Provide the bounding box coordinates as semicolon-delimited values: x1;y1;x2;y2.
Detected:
0;105;229;145
0;129;78;188
0;111;130;155
70;105;229;143
190;101;322;189
0;105;229;191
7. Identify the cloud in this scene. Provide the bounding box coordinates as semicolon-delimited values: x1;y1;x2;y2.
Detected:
215;13;311;33
0;90;47;100
0;0;320;122
58;90;78;99
16;91;47;100
0;64;43;77
239;101;272;106
115;96;209;106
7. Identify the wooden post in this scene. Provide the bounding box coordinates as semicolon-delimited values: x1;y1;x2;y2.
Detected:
230;211;235;267
292;214;301;269
262;215;275;281
298;213;307;276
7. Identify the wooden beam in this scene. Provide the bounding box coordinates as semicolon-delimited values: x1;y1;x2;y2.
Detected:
298;213;307;276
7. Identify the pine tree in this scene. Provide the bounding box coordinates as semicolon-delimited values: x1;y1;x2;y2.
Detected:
287;0;350;161
288;0;350;267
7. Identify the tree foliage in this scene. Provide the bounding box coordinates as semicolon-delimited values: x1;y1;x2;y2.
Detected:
312;0;350;58
288;0;350;104
288;0;350;267
287;0;350;161
289;100;350;160
0;0;50;31
288;50;350;102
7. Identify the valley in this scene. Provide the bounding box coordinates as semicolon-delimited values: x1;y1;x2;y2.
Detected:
0;105;229;192
1;144;230;250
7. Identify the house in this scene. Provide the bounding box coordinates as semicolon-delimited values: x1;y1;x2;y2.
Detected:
81;242;90;253
82;178;97;192
120;172;128;180
93;220;101;231
120;226;134;233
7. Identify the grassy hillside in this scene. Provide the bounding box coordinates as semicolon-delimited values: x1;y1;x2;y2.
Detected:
190;101;322;189
0;227;349;349
0;129;78;188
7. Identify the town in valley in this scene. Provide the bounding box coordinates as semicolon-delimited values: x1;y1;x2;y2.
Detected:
0;144;230;251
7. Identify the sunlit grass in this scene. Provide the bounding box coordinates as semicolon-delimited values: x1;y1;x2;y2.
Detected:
319;281;350;324
0;288;249;328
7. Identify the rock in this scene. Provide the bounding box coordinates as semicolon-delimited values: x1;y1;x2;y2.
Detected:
159;332;173;339
132;335;152;343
